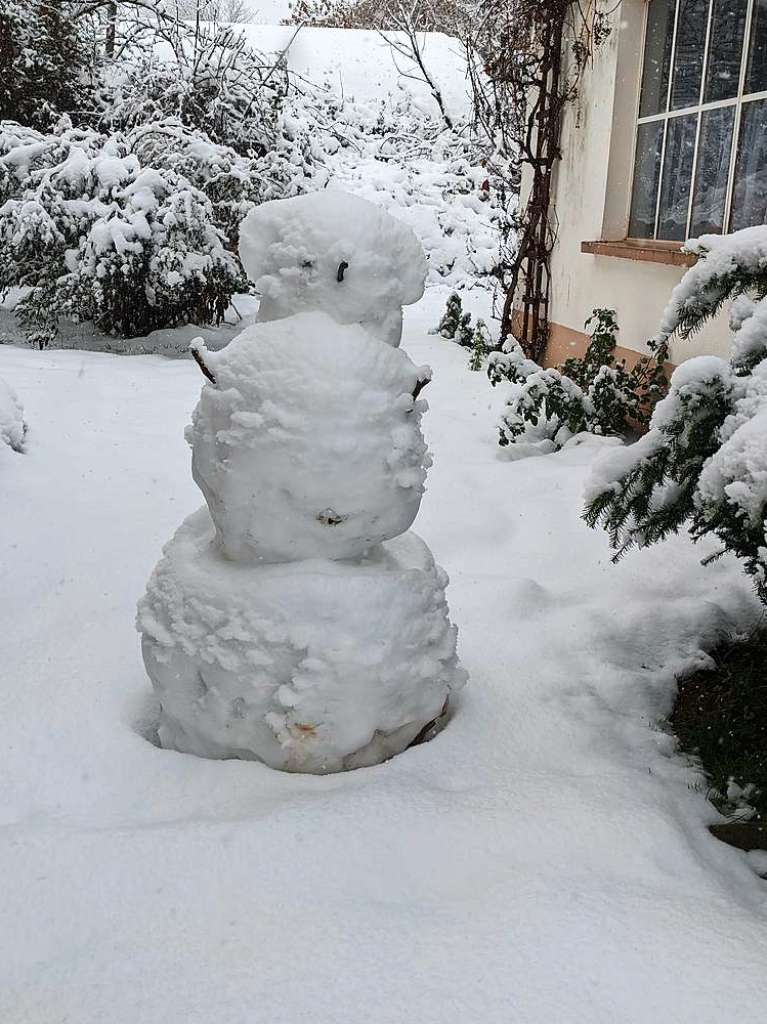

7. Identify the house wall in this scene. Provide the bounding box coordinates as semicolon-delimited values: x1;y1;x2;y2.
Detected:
535;0;731;366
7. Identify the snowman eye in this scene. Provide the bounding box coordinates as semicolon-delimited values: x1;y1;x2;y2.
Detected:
336;261;349;283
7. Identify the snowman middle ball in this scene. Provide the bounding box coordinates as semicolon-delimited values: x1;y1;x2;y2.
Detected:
188;311;431;563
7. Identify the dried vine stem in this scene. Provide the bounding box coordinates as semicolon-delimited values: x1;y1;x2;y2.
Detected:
466;0;615;362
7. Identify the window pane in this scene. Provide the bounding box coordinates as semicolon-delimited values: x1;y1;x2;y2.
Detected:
671;0;710;109
730;98;767;231
629;121;665;238
704;0;748;102
690;106;735;234
746;0;767;93
658;114;698;239
640;0;677;116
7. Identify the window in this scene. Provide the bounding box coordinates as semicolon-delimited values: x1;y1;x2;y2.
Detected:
629;0;767;241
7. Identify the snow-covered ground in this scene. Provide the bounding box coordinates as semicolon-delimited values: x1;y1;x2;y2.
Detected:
2;289;767;1023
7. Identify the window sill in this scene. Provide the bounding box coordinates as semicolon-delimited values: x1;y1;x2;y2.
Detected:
580;239;697;267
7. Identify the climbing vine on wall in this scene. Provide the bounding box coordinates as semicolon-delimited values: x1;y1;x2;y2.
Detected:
466;0;616;363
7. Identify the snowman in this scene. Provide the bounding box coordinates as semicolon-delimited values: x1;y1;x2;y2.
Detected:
138;191;466;773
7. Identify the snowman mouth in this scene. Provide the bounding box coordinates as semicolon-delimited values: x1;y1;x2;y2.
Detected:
317;508;348;527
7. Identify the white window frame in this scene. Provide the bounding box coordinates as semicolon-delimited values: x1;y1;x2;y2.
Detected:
630;0;767;241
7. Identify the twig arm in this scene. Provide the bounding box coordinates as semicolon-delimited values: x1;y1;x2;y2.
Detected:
190;343;217;385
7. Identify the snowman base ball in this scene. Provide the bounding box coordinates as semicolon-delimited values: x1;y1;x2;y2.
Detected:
138;508;467;774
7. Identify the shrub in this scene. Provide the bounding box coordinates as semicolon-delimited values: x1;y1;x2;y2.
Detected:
98;31;336;247
488;308;668;449
468;319;490;371
584;227;767;606
0;0;95;129
671;626;767;822
432;291;473;344
99;25;283;159
0;122;241;346
126;120;263;252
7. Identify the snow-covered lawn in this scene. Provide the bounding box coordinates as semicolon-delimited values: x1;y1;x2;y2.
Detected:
2;292;767;1023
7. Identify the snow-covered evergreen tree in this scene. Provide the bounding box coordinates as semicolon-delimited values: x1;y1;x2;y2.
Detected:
585;228;767;605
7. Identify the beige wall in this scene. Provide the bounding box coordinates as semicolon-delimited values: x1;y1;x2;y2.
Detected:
536;0;731;364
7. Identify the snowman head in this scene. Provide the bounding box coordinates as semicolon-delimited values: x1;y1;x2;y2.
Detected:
238;191;427;347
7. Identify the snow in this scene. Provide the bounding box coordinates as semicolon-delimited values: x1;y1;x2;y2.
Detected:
698;408;767;526
663;354;732;392
139;508;463;771
651;355;733;431
2;292;767;1022
658;226;767;345
731;294;767;367
146;192;457;772
324;152;500;291
189;312;430;562
239;191;427;345
231;25;470;120
0;374;25;451
0;293;257;355
233;0;293;23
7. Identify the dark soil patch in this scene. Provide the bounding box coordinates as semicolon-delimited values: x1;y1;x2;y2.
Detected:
671;624;767;826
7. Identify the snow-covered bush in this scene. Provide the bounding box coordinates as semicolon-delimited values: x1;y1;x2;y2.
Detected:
98;26;330;220
100;25;283;159
0;6;498;350
497;364;593;448
0;122;241;346
489;309;668;450
468;319;490;371
119;121;258;253
585;228;767;605
110;109;329;255
0;376;25;451
0;0;95;129
486;334;539;386
98;35;485;262
311;84;502;290
432;291;473;345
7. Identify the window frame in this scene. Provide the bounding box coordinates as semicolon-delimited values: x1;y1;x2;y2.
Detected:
628;0;767;242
